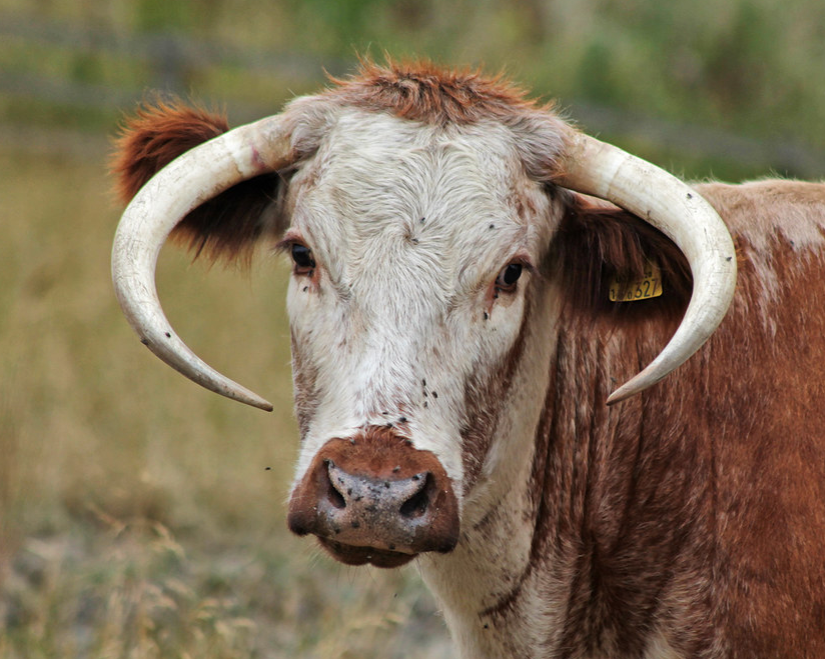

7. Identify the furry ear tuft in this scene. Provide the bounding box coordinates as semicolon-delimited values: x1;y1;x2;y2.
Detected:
111;98;230;205
111;98;282;265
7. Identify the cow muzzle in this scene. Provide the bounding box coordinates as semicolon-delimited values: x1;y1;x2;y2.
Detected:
287;427;460;568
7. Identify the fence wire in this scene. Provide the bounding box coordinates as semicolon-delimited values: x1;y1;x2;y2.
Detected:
2;14;824;177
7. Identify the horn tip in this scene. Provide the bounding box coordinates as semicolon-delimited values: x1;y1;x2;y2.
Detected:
233;390;274;412
606;378;648;405
606;389;629;406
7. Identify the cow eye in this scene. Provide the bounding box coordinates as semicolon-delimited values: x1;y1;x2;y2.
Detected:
495;262;523;291
290;243;315;271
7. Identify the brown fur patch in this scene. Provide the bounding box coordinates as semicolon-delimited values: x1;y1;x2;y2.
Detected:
111;98;230;203
290;329;320;440
485;186;825;656
111;97;282;265
553;195;693;321
460;291;534;491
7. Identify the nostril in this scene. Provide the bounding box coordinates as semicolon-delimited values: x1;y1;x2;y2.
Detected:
324;460;347;509
399;472;431;519
327;481;346;509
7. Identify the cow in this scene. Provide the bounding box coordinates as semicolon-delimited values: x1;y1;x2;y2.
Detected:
110;60;825;658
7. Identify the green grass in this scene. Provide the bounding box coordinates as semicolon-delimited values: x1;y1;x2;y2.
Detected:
0;137;451;657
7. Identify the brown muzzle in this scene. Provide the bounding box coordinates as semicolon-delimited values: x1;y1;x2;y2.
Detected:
287;427;460;568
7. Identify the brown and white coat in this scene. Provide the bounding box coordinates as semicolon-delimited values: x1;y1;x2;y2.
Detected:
112;62;825;658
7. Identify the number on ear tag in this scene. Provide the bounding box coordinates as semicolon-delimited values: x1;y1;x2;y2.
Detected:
609;261;663;302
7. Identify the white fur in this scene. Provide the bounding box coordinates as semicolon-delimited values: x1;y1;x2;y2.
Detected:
285;110;556;484
282;108;568;656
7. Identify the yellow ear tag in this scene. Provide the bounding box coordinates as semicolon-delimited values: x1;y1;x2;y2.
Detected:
609;260;663;302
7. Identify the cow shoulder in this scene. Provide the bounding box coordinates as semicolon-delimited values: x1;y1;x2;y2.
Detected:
696;179;825;251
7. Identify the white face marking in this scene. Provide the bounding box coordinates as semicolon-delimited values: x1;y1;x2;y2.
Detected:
283;109;558;501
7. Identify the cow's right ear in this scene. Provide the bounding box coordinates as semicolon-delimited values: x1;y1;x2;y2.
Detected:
111;99;285;265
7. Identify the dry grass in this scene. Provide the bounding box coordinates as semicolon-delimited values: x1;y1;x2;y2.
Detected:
0;133;451;657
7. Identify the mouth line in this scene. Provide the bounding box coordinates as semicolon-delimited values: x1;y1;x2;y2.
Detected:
318;537;419;568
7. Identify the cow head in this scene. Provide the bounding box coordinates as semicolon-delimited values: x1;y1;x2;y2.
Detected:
111;62;736;567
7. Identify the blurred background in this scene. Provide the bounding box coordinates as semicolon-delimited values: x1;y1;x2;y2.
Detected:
1;0;823;657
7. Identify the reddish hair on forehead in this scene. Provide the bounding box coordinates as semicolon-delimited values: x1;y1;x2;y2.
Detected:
328;57;549;126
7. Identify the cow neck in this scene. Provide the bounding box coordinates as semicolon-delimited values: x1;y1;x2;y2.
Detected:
420;307;717;658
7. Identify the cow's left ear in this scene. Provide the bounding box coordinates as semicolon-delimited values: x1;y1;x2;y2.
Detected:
553;192;693;315
111;98;284;265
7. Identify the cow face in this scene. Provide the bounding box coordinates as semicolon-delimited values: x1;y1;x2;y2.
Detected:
280;108;562;566
112;62;734;570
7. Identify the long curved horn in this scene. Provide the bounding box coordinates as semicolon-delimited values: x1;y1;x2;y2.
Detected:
111;116;293;411
556;132;737;404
